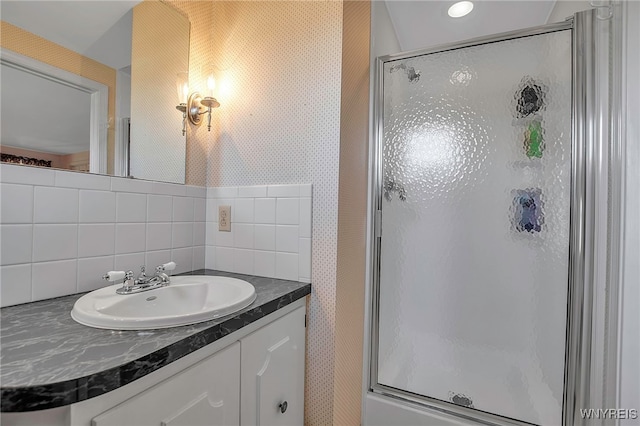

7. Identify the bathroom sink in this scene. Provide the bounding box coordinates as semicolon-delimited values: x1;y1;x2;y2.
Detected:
71;276;256;330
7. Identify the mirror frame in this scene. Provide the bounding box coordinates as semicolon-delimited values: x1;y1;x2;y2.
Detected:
1;48;108;174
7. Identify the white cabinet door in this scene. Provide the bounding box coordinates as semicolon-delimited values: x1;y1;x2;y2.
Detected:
240;306;306;426
92;342;240;426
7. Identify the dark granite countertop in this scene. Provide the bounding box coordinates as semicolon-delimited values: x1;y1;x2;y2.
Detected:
0;270;310;412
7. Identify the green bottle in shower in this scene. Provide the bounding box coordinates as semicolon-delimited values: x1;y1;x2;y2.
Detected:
525;120;544;158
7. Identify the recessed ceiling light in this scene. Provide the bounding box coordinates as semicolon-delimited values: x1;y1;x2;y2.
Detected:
448;1;474;18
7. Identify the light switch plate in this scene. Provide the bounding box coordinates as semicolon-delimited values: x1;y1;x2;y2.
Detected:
219;205;231;231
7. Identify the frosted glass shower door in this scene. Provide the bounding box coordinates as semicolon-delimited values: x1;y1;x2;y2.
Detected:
376;30;572;425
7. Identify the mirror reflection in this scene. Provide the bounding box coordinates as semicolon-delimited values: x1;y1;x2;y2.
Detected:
0;1;190;184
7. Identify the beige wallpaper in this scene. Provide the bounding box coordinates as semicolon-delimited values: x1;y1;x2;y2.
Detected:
0;21;117;174
333;2;371;424
206;2;344;424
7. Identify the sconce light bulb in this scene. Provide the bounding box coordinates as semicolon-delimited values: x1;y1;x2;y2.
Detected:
207;75;216;98
182;83;189;102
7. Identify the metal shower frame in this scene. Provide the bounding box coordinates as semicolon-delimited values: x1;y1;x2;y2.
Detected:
366;8;624;426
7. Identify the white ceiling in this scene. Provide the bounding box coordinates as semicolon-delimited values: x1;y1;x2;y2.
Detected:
384;0;557;52
0;0;140;70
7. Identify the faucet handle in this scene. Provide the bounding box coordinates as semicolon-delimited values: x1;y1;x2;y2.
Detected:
103;271;126;282
156;262;176;273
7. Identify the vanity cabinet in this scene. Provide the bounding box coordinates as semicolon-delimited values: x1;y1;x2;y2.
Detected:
92;342;240;426
69;304;306;426
241;305;306;426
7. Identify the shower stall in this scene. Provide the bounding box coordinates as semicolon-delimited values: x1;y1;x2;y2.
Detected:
366;7;625;426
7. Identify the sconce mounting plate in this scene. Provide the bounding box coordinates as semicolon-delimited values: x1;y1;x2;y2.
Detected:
187;92;204;126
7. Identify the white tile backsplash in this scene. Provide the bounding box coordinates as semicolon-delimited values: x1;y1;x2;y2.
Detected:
1;184;33;223
254;198;276;224
0;171;309;307
79;190;116;223
77;256;114;292
0;225;33;265
267;184;300;197
32;260;77;301
152;182;186;197
276;225;299;253
234;224;254;249
193;222;206;246
205;246;216;270
214;246;234;272
205;222;217;246
276;198;299;225
234;198;255;223
208;186;238;198
1;163;55;186
147;195;173;222
145;250;172;272
238;185;267;198
206;199;218;223
276;252;299;281
300;198;312;238
33;224;77;262
194;198;206;222
299;238;311;281
171;247;193;274
193;246;205;271
215;226;234;248
205;185;312;281
55;171;111;191
115;223;147;254
116;192;147;223
78;224;115;258
146;223;172;251
234;249;254;275
254;225;276;251
300;184;312;197
110;177;154;194
114;252;146;272
254;251;276;277
186;185;207;198
34;186;78;223
172;197;194;222
172;222;194;248
0;264;32;306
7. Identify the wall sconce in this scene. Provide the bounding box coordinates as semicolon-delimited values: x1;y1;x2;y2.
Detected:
186;65;220;132
175;72;189;136
175;67;221;134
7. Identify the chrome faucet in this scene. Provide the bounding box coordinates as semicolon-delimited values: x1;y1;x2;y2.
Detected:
103;262;176;295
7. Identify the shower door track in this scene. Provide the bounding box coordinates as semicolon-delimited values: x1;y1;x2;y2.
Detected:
368;11;606;426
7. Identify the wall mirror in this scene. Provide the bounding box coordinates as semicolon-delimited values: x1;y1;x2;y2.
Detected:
0;0;190;184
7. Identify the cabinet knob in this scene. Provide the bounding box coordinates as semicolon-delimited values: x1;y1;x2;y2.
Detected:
279;401;288;414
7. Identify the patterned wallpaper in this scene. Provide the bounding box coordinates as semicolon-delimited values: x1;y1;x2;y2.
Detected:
206;2;344;424
4;2;349;422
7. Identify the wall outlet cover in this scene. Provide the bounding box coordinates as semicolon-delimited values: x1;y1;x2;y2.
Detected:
219;205;231;231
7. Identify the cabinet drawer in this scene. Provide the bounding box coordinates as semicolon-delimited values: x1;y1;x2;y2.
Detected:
92;342;240;426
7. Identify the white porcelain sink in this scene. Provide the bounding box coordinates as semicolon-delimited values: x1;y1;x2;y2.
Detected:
71;276;256;330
